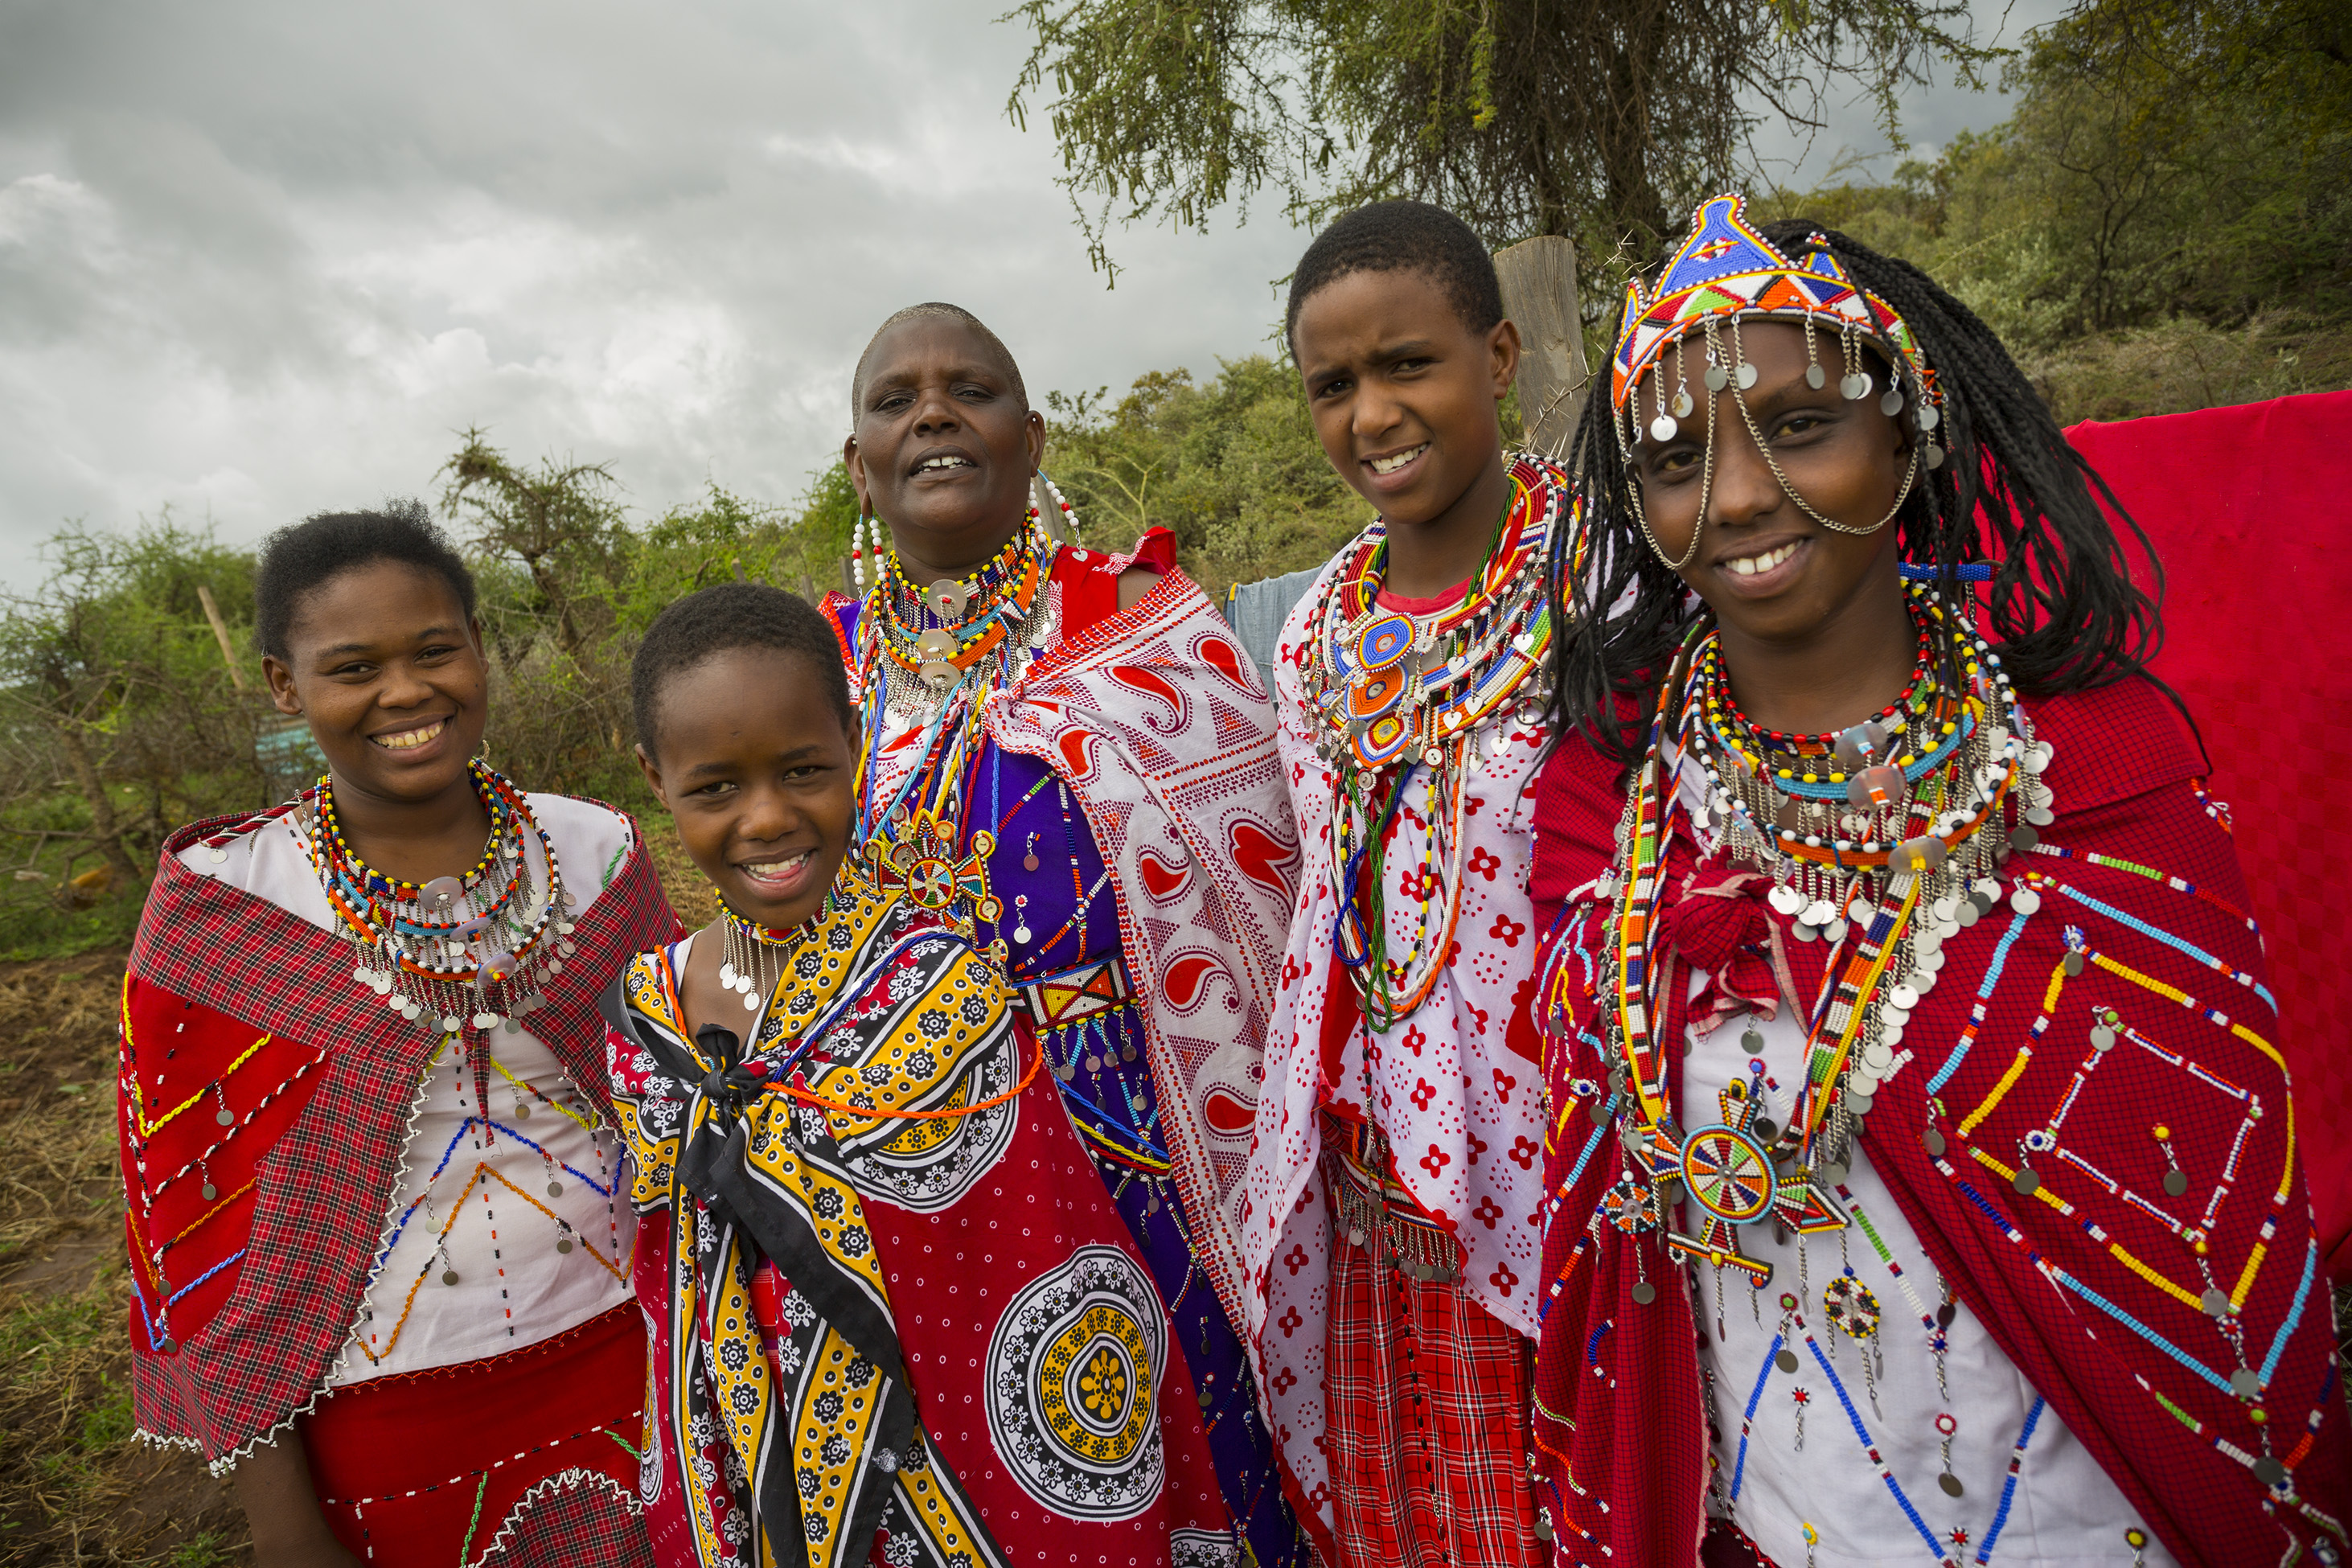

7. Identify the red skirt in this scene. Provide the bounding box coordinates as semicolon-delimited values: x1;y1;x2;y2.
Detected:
300;1303;654;1567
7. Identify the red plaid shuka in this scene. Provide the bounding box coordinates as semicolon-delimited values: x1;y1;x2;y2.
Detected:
119;805;679;1466
1527;678;2352;1567
1326;1238;1539;1568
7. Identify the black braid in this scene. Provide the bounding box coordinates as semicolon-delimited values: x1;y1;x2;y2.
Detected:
1548;218;2164;764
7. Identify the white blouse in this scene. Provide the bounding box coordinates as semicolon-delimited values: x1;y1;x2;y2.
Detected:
180;791;636;1382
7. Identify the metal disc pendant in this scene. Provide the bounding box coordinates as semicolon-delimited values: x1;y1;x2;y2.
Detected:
1879;388;1904;417
719;962;737;988
1734;362;1759;390
1648;413;1678;443
1841;371;1872;400
2164;1170;2189;1197
441;1269;460;1287
1769;884;1804;916
420;876;464;911
1012;924;1032;943
2229;1367;2259;1398
920;658;958;691
1197;1387;1214;1410
556;1237;573;1254
742;991;761;1012
201;1182;218;1201
514;1102;530;1120
2255;1456;2289;1487
925;579;970;620
2201;1288;2231;1317
2013;1167;2040;1195
1631;1281;1657;1305
1801;900;1837;929
1938;1473;1965;1498
1923;1128;1947;1155
474;1012;500;1030
1923;443;1947;470
1918;402;1940;431
1805;363;1826;389
915;628;959;661
1705;364;1729;392
2009;887;2042;915
548;1180;564;1198
1775;1348;1800;1373
215;1108;235;1127
1023;852;1041;872
208;848;229;864
1671;388;1694;418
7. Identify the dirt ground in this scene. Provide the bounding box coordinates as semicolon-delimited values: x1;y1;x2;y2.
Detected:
0;951;248;1566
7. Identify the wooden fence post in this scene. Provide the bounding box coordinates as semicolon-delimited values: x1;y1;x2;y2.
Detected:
1493;236;1588;462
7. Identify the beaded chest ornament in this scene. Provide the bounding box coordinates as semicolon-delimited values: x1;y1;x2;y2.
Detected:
1295;454;1569;1029
307;760;578;1039
852;477;1079;935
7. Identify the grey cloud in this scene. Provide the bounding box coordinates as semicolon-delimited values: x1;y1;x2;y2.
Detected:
0;0;2036;582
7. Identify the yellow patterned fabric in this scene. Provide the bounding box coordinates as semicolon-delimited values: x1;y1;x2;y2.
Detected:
604;870;1017;1568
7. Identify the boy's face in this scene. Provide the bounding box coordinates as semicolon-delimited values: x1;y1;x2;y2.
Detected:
263;561;489;809
1291;267;1519;528
636;646;857;933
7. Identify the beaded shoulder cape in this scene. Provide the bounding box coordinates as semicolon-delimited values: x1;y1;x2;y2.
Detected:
602;871;1018;1568
1525;677;2352;1566
823;533;1300;1336
117;801;679;1466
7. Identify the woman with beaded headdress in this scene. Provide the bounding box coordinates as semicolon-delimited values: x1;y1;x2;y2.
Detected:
117;505;679;1566
1523;195;2351;1566
809;303;1311;1565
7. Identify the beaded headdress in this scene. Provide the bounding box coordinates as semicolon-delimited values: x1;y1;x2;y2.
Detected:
1610;195;1948;565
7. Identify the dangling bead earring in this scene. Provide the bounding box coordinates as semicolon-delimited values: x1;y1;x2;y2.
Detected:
850;511;872;591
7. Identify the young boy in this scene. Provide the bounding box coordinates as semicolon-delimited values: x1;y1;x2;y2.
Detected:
1241;199;1565;1566
612;583;1260;1567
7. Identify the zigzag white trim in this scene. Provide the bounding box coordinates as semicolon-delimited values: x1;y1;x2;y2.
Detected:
468;1464;646;1568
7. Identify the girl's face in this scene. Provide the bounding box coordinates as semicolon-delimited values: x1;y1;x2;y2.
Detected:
261;560;489;807
635;646;857;932
844;316;1045;571
1628;319;1912;646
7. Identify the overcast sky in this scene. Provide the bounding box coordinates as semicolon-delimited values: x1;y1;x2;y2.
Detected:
0;0;2065;584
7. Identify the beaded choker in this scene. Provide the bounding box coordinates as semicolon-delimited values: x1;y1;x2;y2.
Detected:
1298;456;1570;1028
712;894;837;1018
1587;589;2053;1286
310;760;578;1038
872;522;1045;694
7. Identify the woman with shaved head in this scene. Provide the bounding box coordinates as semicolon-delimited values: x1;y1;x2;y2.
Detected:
617;302;1312;1567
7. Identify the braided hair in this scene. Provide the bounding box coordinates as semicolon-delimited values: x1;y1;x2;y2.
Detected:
1550;219;2163;761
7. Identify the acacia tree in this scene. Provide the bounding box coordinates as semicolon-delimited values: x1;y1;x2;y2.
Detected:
1008;0;1996;274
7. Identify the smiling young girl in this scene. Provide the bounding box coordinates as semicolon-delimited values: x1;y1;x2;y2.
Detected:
609;582;1264;1567
119;503;676;1566
1526;196;2350;1566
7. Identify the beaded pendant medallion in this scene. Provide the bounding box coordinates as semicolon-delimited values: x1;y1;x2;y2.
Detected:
1591;586;2051;1283
308;760;578;1039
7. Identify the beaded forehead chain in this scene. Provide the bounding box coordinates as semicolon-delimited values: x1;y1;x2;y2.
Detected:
1612;193;1951;569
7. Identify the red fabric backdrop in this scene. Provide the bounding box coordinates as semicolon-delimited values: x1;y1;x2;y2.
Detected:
2066;390;2352;1271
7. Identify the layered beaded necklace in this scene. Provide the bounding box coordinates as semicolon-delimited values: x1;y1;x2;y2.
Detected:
1295;455;1566;1028
1592;585;2053;1282
851;492;1073;934
308;760;578;1038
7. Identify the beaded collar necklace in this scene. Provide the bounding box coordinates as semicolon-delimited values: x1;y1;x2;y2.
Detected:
1586;589;2052;1289
308;759;578;1038
711;892;840;1019
852;494;1073;938
1298;456;1568;1028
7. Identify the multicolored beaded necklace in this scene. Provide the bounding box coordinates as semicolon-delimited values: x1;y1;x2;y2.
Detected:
852;489;1074;937
1296;455;1567;1028
309;759;578;1038
1583;585;2051;1285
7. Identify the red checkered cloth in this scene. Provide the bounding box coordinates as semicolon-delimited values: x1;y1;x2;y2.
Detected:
1326;1209;1539;1568
2064;392;2352;1272
300;1302;654;1566
121;808;679;1463
1529;678;2352;1567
